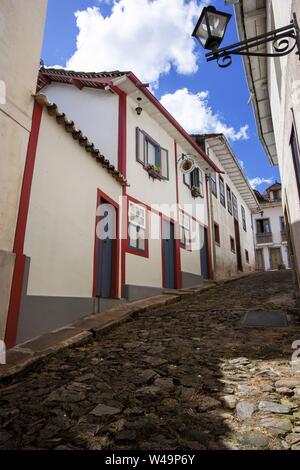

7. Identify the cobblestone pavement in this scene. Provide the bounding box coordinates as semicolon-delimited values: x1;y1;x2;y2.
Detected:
1;270;300;450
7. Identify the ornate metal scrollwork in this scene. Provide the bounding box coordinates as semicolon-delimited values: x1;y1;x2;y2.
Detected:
205;14;300;68
273;36;297;55
217;55;232;68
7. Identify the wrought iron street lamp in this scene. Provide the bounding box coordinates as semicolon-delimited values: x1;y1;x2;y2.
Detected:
192;5;300;68
192;6;231;52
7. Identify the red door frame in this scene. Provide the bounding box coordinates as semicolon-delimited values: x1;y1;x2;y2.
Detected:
161;213;181;289
93;189;120;299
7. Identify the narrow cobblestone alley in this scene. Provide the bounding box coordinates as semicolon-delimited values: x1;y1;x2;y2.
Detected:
1;271;300;450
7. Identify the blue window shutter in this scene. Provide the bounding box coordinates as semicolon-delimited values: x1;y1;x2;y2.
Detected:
136;127;145;164
136;127;140;162
183;172;191;188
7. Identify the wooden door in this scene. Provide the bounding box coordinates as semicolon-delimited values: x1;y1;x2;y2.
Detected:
162;219;175;289
95;201;117;298
200;225;210;279
234;220;243;272
256;249;265;271
269;247;283;270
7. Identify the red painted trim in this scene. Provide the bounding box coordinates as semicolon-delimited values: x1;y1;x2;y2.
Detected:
174;141;180;205
205;175;213;280
93;189;120;299
5;103;43;348
5;254;26;349
127;72;220;174
13;103;43;254
111;86;127;177
126;194;161;217
111;85;127;298
121;187;127;298
174;141;182;287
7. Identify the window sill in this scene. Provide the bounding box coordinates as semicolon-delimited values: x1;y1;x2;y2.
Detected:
180;243;192;252
127;245;149;258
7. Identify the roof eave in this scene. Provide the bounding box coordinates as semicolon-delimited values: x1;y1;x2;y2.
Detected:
234;2;278;167
203;134;261;212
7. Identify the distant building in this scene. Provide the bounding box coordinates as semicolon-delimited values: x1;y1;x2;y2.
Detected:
235;0;300;296
253;183;290;271
192;134;260;280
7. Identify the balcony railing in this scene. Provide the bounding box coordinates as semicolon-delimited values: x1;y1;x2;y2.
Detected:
256;232;273;244
281;230;287;242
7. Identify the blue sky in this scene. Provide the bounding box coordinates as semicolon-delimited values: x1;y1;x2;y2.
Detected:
41;0;280;192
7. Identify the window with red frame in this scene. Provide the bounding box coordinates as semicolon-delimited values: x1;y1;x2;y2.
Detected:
128;201;147;253
179;212;191;249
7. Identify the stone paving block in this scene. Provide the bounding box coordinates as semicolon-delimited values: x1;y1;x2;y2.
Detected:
241;310;289;327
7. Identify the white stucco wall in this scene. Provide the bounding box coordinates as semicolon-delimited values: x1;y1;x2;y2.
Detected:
266;0;300;284
180;219;202;277
0;0;47;340
206;144;256;280
176;143;208;278
126;96;177;211
24;109;122;297
125;211;162;288
0;0;47;252
43;83;119;168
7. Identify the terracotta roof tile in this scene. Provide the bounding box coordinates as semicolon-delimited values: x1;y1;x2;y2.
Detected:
37;67;128;92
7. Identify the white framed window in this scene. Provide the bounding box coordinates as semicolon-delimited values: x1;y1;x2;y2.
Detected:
128;202;147;252
179;211;191;248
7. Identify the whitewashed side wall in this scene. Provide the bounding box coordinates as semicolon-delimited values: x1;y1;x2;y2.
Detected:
180;220;202;277
43;84;119;168
176;143;209;226
267;0;300;284
0;0;47;251
0;0;47;340
126;96;177;213
176;143;208;278
24;110;122;297
207;144;256;280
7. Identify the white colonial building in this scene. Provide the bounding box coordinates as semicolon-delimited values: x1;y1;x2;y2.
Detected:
235;0;300;296
1;65;260;346
253;183;290;271
192;134;259;280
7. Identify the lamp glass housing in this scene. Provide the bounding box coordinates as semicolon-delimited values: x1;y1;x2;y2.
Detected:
192;6;232;51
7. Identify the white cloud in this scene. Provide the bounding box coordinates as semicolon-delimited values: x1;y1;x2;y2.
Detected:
239;159;245;169
249;177;274;189
160;88;249;141
66;0;208;88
